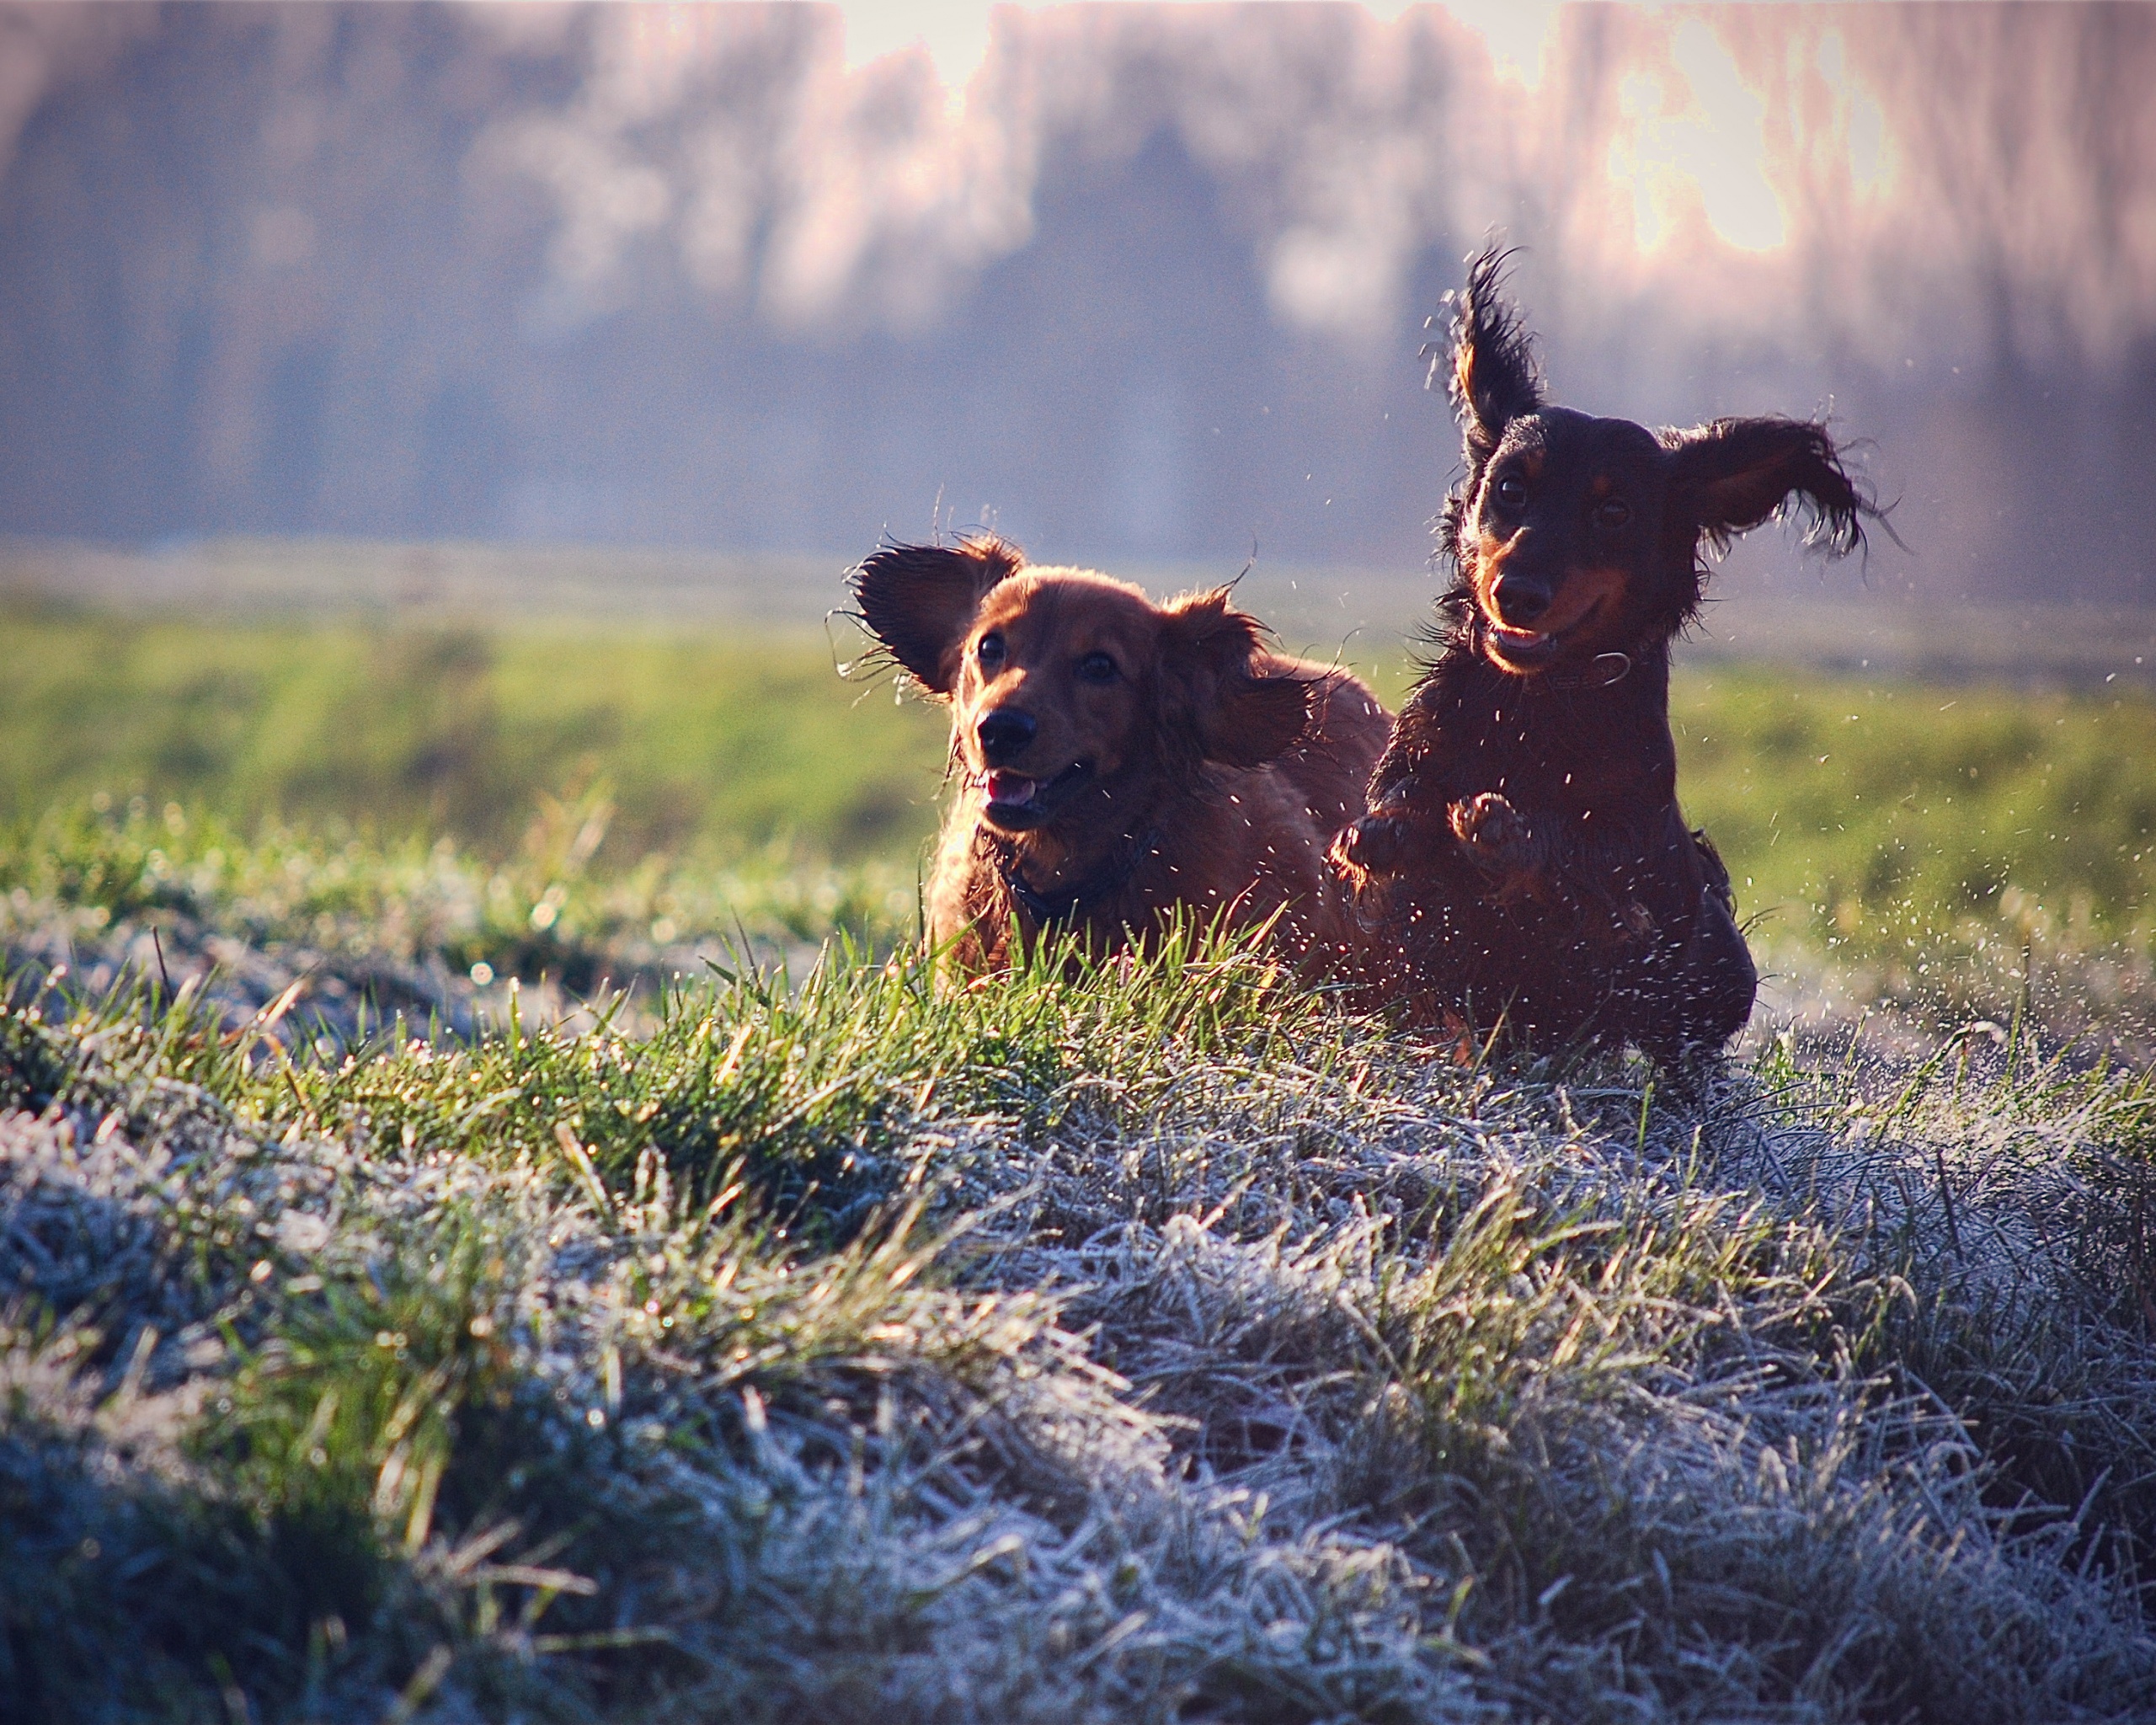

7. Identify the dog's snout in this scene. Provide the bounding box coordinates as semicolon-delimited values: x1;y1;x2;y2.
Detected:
1492;574;1550;627
976;708;1037;764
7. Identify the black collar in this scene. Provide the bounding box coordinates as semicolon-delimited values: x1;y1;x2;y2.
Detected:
1545;651;1633;689
986;826;1159;928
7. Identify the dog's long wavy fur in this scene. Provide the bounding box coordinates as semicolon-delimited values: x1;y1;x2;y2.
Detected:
852;536;1391;974
1337;243;1879;1070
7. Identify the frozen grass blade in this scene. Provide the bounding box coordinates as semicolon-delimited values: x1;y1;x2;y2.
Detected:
5;907;2156;1719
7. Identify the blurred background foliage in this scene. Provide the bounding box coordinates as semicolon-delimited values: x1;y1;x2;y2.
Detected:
5;5;2156;606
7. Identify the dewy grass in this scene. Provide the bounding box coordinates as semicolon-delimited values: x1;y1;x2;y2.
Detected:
0;798;921;1043
6;925;2156;1722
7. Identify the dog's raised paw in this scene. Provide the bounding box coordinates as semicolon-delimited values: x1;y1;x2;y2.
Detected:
1449;792;1531;861
1331;812;1407;879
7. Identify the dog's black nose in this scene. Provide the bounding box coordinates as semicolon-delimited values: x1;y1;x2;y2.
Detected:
1492;574;1550;626
976;708;1037;764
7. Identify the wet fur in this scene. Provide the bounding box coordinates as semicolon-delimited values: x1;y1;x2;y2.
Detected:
854;536;1391;970
1335;246;1874;1066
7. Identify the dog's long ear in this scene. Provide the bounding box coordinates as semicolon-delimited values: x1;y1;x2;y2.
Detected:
851;536;1023;694
1158;589;1312;770
1663;418;1867;558
1441;244;1543;465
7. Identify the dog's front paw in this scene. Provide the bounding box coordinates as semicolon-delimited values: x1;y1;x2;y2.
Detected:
1449;792;1532;868
1331;810;1409;881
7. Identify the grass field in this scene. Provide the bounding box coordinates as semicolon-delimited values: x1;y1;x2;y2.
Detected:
1672;667;2156;1036
7;925;2156;1721
5;602;2154;1041
0;609;947;858
8;587;2156;1718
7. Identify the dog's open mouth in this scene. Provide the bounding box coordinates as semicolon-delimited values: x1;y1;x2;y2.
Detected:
976;761;1092;830
1484;600;1602;672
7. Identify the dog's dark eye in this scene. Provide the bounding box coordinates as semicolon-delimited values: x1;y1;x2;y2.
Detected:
1595;497;1631;531
977;633;1005;667
1492;473;1527;514
1076;652;1118;685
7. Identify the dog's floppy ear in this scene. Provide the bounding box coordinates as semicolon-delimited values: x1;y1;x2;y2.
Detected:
1662;418;1867;558
851;535;1023;694
1438;244;1543;465
1158;588;1311;770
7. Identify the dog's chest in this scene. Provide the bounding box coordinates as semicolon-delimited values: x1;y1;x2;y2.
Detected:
1425;678;1667;816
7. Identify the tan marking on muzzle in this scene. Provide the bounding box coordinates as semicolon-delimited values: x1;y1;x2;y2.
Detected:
1470;554;1630;648
1532;563;1628;637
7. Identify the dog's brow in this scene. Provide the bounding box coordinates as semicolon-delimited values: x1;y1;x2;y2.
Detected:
1026;580;1067;645
981;580;1052;644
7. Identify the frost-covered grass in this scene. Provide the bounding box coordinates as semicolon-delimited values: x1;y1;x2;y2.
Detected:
5;643;2156;1718
5;916;2156;1722
0;798;917;1041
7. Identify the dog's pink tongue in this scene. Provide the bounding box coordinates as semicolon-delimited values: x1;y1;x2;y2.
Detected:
985;771;1037;806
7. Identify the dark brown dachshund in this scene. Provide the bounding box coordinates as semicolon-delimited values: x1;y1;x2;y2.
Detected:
853;536;1390;971
1333;247;1870;1068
